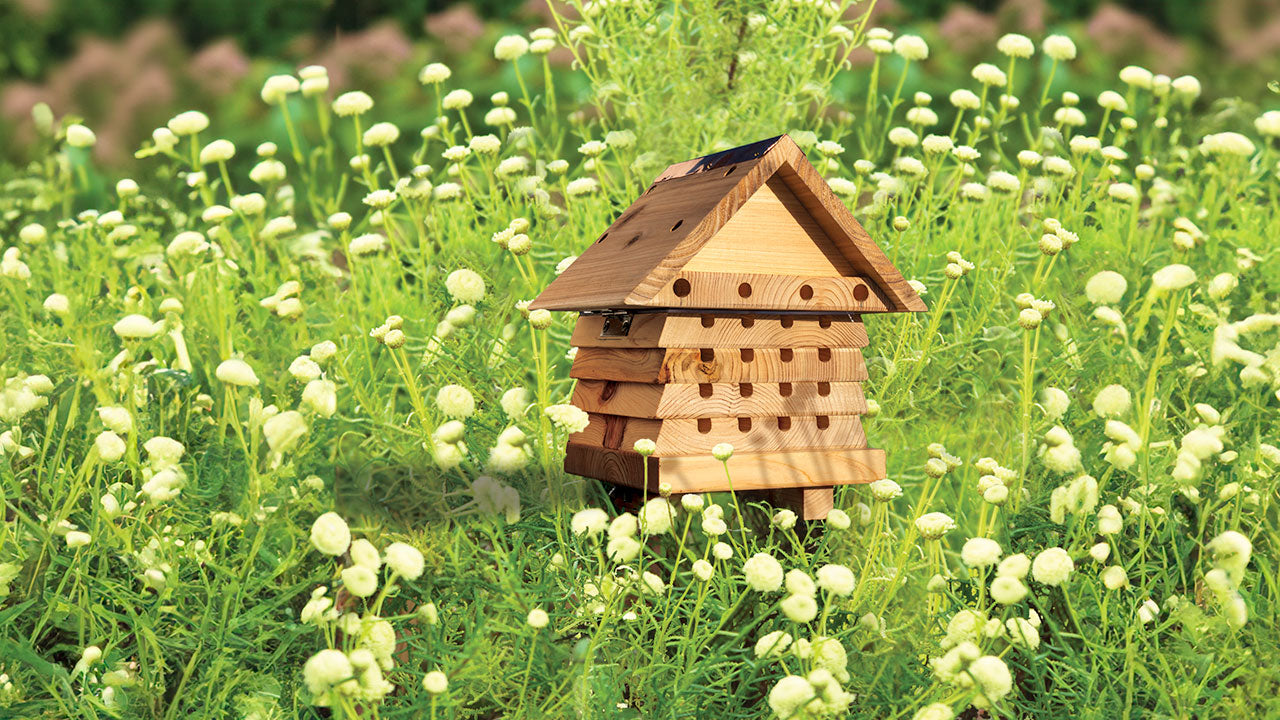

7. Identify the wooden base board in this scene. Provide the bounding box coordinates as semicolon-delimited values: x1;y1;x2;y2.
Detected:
564;442;885;493
572;379;867;419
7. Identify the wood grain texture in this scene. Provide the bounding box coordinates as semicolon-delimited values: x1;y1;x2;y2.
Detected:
769;147;927;312
564;442;886;492
530;135;926;314
570;312;868;349
623;135;924;312
682;175;855;276
571;380;866;419
649;271;891;312
528;151;770;311
572;413;867;456
570;347;868;384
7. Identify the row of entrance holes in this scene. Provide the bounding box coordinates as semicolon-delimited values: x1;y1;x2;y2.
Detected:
698;348;833;362
697;382;832;397
696;415;831;433
700;315;835;329
673;278;871;302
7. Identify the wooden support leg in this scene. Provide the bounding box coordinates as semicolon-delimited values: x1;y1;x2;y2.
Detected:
758;486;834;521
603;481;648;514
603;480;833;522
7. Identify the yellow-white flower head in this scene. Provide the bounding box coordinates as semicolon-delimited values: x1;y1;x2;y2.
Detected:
1118;64;1153;88
167;110;210;136
639;497;676;535
571;508;609;537
299;65;329;96
768;675;815;718
260;74;300;104
1042;34;1076;61
362;122;400;147
893;34;928;61
1200;132;1256;157
113;314;161;339
445;269;486;303
971;62;1007;86
310;512;351;556
1152;263;1196;292
422;670;448;694
442;89;473;110
419;62;451;84
261;410;306;453
1084;271;1127;305
1031;547;1074;585
302;379;337;418
215;358;259;387
95;431;127;463
780;593;818;623
997;33;1034;58
332;91;373;117
66;124;96;148
990;575;1027;604
816;564;855;596
915;511;955;540
494;34;530;61
384;541;425;579
961;537;1002;567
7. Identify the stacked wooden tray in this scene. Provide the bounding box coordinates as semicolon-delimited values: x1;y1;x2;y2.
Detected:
564;311;886;519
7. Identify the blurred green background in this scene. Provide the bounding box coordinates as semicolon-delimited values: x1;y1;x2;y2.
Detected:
1;0;1277;167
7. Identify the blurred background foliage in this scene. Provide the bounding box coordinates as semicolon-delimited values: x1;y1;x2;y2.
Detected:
0;0;1277;168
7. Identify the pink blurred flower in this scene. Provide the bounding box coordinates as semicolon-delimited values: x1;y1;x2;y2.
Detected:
937;5;1000;57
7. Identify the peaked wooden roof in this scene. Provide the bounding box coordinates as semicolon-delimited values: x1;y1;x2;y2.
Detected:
530;135;925;314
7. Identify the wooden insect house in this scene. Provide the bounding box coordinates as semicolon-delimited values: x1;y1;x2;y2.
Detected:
529;135;926;520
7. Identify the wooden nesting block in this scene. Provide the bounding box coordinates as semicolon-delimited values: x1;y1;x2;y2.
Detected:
564;443;885;493
571;380;866;419
572;413;867;456
652;271;891;312
570;347;867;384
570;312;868;349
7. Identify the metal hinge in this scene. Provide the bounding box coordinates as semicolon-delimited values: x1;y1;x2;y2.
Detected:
597;311;634;338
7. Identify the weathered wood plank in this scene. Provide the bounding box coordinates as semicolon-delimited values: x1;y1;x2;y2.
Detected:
564;443;886;492
571;413;867;456
569;312;868;349
571;380;866;419
570;347;868;384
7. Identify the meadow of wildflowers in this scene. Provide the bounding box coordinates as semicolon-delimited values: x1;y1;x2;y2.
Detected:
0;1;1278;718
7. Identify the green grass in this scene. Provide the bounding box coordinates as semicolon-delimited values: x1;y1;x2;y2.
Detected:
0;2;1278;718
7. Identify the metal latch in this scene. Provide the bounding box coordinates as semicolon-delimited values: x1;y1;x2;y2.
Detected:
597;311;634;338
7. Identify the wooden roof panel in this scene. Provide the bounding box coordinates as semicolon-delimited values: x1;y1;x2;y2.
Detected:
529;151;773;310
531;135;925;314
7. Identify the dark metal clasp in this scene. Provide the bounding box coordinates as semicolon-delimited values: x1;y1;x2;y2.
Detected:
598;311;634;338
